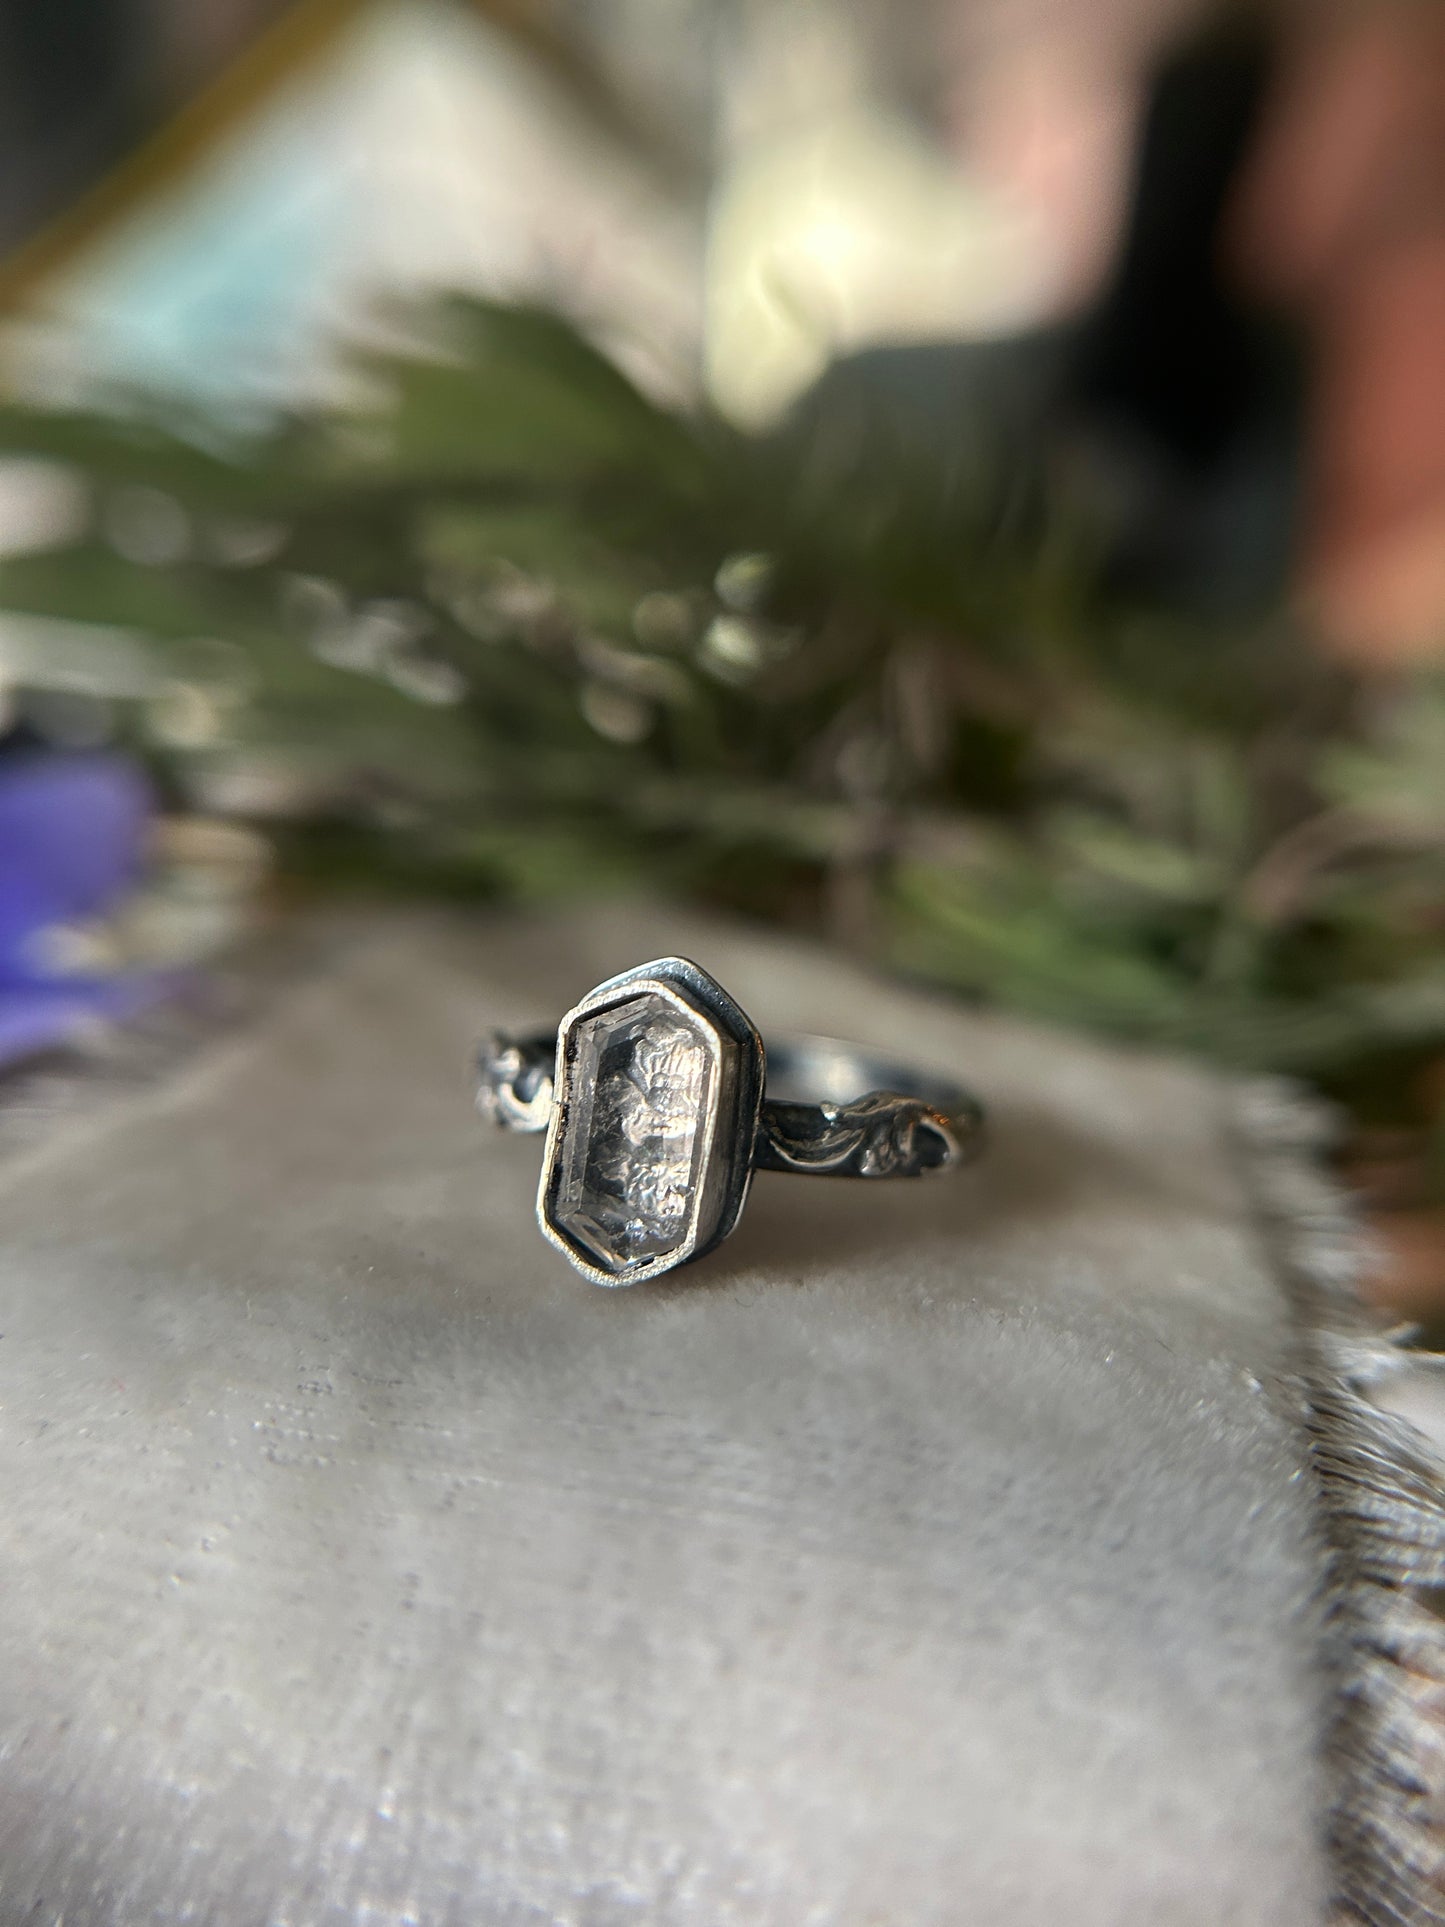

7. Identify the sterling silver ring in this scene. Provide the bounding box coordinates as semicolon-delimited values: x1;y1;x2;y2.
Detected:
477;956;986;1286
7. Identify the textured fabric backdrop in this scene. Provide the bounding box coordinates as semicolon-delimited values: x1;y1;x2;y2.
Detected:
0;907;1345;1924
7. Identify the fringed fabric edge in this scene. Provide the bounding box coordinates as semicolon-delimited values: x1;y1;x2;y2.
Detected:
1234;1080;1445;1927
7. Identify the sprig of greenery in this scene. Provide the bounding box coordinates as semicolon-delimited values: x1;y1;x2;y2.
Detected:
1;295;1442;1144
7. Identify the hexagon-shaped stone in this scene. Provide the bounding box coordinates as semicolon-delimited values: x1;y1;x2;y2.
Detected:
547;991;715;1275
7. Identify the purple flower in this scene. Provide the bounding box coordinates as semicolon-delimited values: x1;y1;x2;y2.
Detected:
0;750;167;1066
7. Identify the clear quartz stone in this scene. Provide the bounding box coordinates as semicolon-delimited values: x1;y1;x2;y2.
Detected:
552;994;712;1271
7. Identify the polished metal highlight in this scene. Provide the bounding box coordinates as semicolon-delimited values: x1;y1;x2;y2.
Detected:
477;956;984;1285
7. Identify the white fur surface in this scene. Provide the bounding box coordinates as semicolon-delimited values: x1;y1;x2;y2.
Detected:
0;909;1332;1924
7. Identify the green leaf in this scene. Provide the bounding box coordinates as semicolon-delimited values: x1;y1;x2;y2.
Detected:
1047;810;1225;903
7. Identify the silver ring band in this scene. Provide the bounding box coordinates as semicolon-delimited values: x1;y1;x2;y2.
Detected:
480;1029;984;1177
476;956;986;1286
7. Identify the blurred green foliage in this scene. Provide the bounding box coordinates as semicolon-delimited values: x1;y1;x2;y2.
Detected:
1;297;1443;1148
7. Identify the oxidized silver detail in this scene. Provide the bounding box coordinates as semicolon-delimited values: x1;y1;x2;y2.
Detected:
475;1031;553;1132
754;1092;963;1177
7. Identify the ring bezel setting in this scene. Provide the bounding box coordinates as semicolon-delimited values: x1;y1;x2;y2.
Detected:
536;957;765;1287
479;953;985;1285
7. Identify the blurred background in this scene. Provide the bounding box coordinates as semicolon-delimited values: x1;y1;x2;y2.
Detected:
0;0;1443;1319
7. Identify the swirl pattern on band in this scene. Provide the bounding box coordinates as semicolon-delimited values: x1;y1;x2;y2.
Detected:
754;1092;962;1178
475;1031;554;1132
